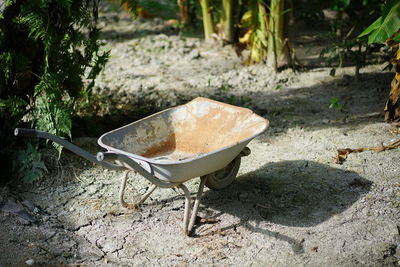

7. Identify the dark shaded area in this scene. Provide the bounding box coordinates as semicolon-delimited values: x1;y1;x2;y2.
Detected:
203;160;371;227
72;94;192;137
99;26;178;41
250;71;392;136
72;71;392;139
200;160;371;251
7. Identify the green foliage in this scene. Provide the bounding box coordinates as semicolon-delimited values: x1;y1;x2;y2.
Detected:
136;0;178;19
13;142;48;184
358;0;400;44
329;97;344;112
315;0;381;75
272;83;283;90
34;92;73;155
0;96;27;119
0;0;137;184
0;0;106;144
330;0;351;11
319;33;363;69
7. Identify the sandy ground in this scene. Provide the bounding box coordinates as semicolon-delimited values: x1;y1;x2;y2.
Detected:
1;5;400;267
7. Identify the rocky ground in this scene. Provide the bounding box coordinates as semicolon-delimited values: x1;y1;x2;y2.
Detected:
1;4;400;267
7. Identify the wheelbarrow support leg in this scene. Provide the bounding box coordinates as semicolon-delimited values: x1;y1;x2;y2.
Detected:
179;184;191;235
179;176;208;235
188;176;207;231
120;170;157;209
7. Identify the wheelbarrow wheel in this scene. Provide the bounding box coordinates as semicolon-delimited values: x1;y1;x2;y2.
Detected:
203;156;241;190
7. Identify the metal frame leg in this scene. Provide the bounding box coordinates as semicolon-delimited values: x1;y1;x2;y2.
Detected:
188;176;207;231
179;184;191;235
119;170;208;235
120;170;157;209
178;176;208;235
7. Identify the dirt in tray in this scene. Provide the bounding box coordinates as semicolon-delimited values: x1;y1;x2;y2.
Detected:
1;2;400;267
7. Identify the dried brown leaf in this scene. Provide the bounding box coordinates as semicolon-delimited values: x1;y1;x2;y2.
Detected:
196;216;220;224
335;138;400;164
335;148;353;164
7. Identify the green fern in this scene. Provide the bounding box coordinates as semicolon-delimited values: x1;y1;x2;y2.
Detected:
0;96;27;118
13;142;48;184
33;74;73;155
0;52;12;82
2;0;110;144
1;0;137;183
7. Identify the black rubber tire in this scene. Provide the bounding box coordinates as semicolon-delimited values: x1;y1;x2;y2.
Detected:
203;157;241;190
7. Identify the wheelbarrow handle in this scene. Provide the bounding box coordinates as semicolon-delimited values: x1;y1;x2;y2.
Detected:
15;129;180;188
14;128;124;171
14;128;40;137
96;151;118;162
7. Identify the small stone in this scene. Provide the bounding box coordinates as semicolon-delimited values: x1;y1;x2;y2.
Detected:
18;217;32;225
394;245;400;259
187;49;201;60
171;201;183;211
21;200;35;211
25;259;34;265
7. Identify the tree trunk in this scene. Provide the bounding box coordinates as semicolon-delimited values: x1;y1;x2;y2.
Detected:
267;0;284;71
177;0;189;26
199;0;215;40
221;0;235;43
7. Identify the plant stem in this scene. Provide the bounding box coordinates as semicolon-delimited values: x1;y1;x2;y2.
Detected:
199;0;215;40
177;0;189;26
267;0;284;71
221;0;234;43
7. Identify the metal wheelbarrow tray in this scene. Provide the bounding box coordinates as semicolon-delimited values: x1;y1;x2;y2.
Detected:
15;97;269;235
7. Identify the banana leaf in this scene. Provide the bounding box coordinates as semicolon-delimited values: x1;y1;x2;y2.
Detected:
358;0;400;44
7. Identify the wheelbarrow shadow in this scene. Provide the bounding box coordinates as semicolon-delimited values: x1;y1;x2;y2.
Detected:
200;160;371;250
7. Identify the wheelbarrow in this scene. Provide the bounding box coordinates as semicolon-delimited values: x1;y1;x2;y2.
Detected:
15;97;268;235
